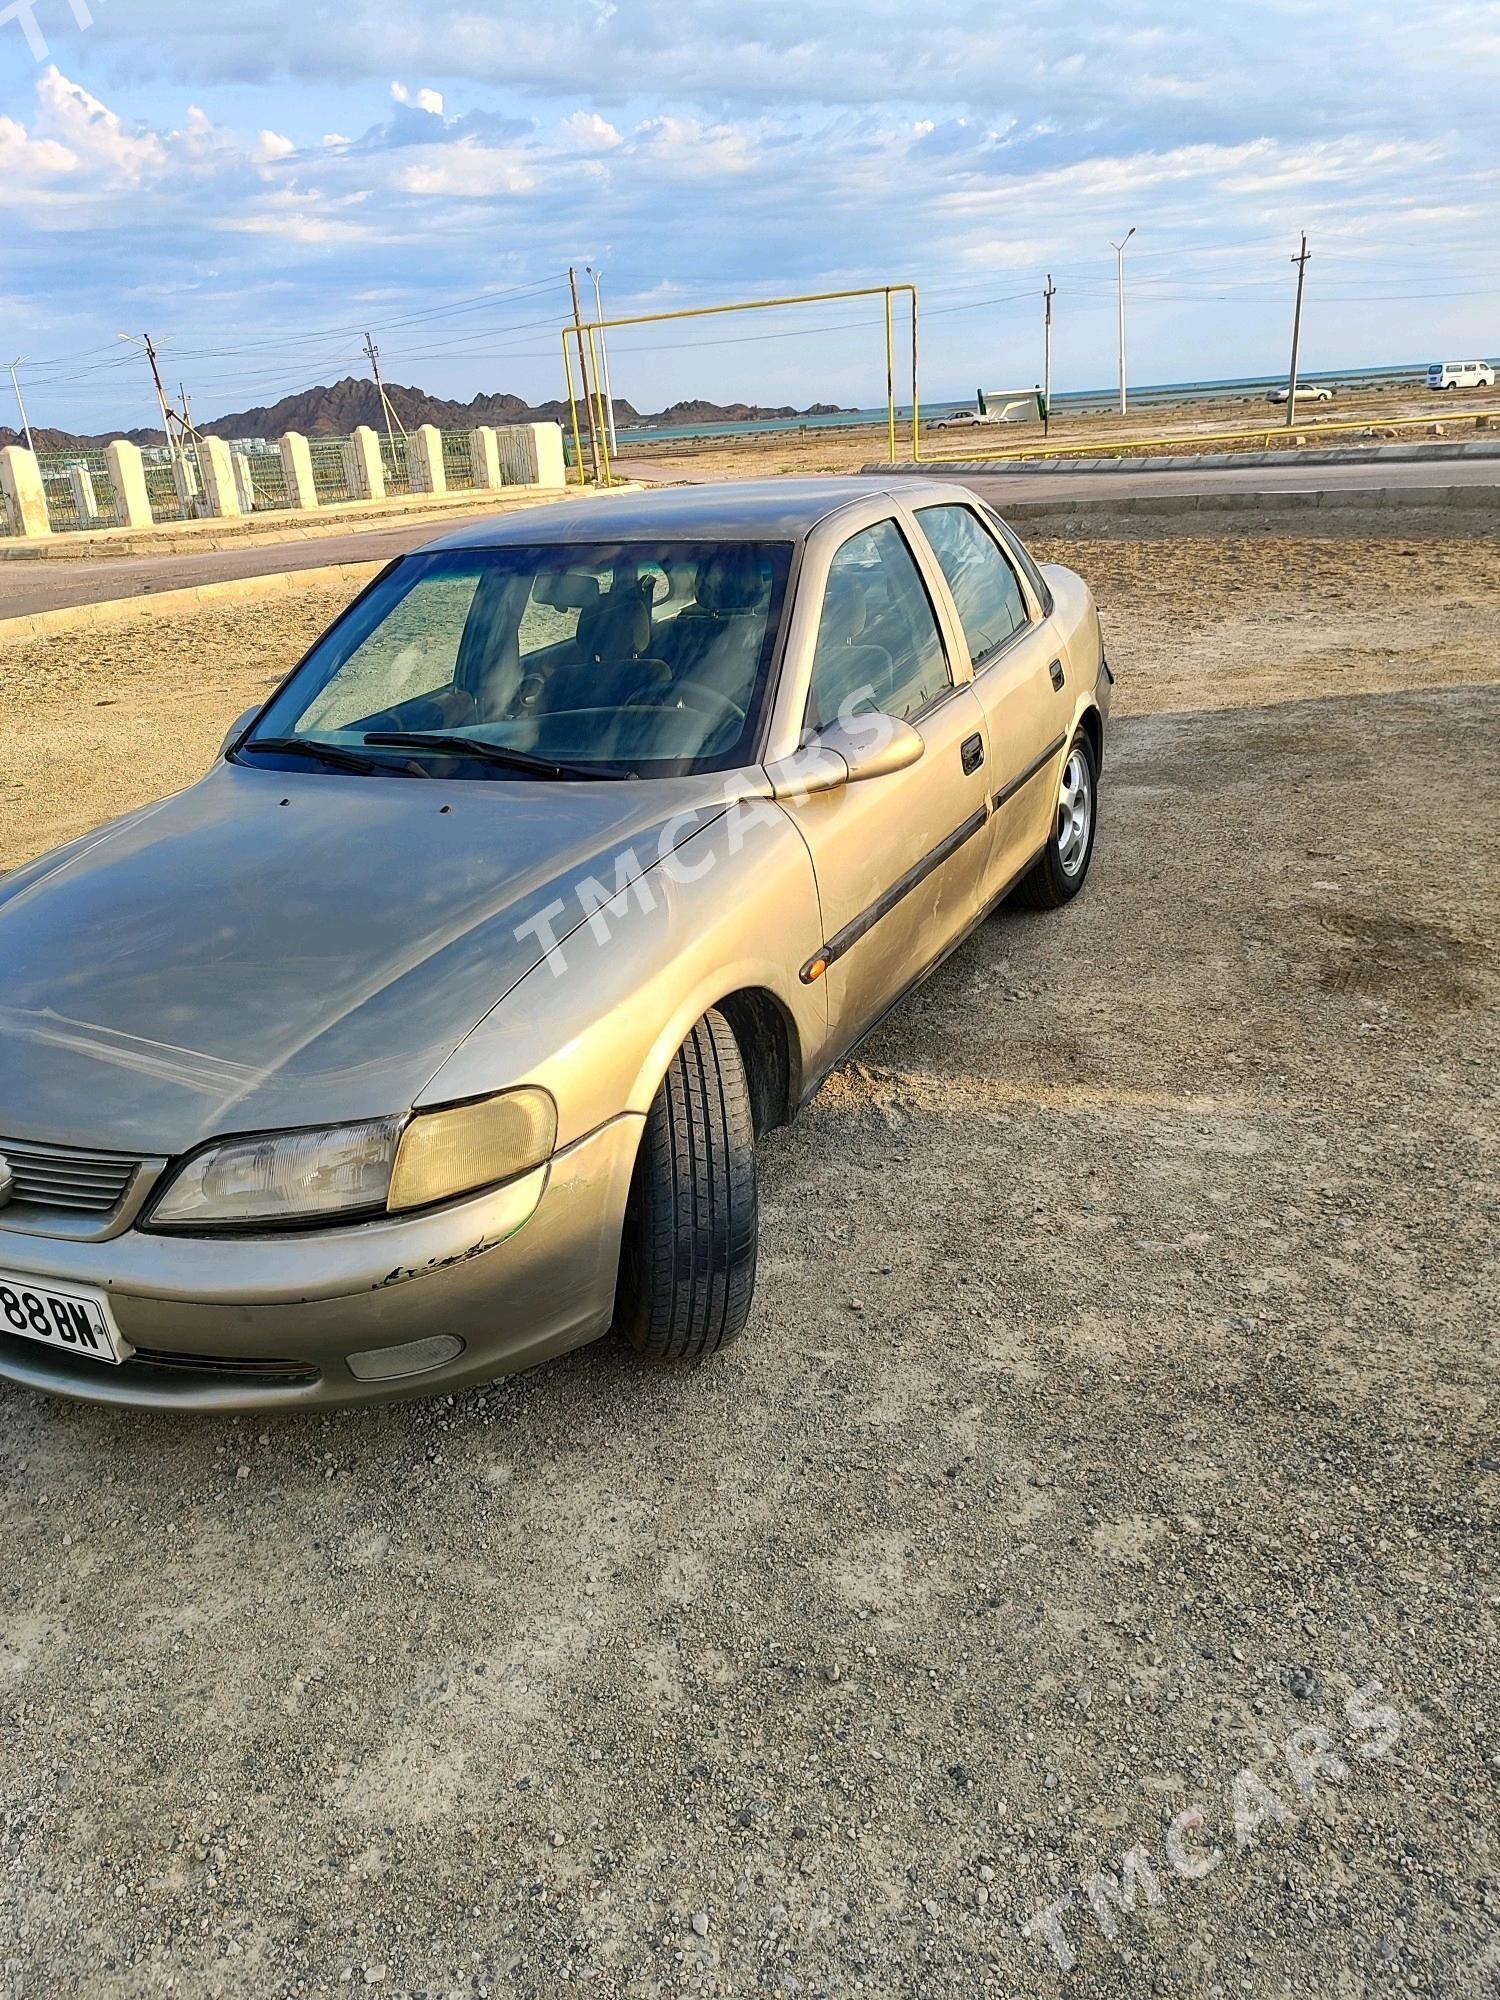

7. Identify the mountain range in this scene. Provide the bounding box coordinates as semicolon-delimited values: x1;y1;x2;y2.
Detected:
0;377;853;452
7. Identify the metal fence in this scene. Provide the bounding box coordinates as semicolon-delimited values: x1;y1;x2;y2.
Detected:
308;438;356;506
3;420;552;538
441;430;477;490
380;433;412;497
238;448;289;512
37;450;130;533
143;461;193;524
496;425;539;485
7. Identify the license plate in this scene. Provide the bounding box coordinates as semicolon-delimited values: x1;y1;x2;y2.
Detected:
0;1273;129;1366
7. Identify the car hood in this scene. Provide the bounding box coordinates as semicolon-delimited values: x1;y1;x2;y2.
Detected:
0;762;729;1156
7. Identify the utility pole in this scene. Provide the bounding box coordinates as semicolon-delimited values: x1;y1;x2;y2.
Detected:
119;331;185;476
6;358;36;454
363;332;407;455
178;379;207;491
1110;228;1135;416
1042;275;1055;437
568;265;602;485
1285;233;1311;430
585;265;619;456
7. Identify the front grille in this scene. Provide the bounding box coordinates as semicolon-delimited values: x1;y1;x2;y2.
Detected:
0;1137;141;1214
130;1347;321;1385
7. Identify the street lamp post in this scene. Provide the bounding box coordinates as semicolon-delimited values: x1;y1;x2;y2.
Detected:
585;265;619;457
1110;227;1136;417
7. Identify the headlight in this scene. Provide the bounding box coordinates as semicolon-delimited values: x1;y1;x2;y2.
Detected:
387;1091;556;1214
145;1090;556;1231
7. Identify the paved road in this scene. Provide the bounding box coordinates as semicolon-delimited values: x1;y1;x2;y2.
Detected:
612;452;1500;505
921;453;1500;507
2;453;1494;622
0;517;475;622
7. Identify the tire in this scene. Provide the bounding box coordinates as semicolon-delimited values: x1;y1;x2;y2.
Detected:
1015;730;1098;910
619;1007;758;1361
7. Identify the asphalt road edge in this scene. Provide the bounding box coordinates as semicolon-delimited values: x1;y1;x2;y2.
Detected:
0;560;387;644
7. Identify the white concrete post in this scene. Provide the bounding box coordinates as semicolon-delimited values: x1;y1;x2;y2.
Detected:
471;426;502;490
106;440;153;528
526;421;566;488
345;426;386;502
173;453;201;516
68;464;100;527
0;446;51;538
199;436;244;517
410;424;447;495
0;446;51;540
232;452;257;514
280;431;319;510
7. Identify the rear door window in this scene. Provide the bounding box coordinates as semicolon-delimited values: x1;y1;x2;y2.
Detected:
917;504;1030;669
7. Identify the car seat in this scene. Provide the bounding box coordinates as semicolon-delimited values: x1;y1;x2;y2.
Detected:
805;570;895;730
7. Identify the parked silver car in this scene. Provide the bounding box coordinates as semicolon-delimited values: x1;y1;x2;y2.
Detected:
0;478;1110;1408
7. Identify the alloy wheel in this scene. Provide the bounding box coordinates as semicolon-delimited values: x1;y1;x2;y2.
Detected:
1057;747;1093;878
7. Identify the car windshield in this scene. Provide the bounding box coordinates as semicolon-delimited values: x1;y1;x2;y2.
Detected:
242;539;795;780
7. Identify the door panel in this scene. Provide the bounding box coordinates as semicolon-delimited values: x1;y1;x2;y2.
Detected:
780;517;992;1061
912;502;1072;896
781;685;991;1058
973;625;1069;884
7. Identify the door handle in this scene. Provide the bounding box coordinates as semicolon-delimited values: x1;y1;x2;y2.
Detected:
1049;659;1066;691
961;733;984;775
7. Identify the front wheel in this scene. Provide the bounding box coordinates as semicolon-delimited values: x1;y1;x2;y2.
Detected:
1015;731;1098;909
619;1008;758;1362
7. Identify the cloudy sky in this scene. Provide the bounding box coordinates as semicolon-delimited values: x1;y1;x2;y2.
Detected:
2;0;1497;429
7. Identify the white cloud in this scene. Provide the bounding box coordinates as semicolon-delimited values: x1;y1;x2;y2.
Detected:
392;137;535;197
255;129;296;162
632;115;755;175
561;110;622;151
36;66;166;181
0;113;76;186
391;82;444;116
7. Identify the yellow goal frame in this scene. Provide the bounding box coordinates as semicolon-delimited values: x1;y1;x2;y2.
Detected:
561;283;921;484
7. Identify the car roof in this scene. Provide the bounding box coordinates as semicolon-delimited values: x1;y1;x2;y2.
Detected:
424;475;965;551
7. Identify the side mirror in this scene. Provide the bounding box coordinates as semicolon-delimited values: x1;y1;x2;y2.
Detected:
764;712;924;799
217;706;260;761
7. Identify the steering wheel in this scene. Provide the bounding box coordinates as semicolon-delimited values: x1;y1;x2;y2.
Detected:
624;683;746;733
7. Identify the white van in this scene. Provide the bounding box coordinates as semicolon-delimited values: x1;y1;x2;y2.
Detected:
1426;360;1495;391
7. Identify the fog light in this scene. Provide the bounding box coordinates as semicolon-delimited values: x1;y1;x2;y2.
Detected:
346;1334;465;1382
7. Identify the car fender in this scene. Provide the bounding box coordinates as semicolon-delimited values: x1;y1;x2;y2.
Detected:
1039;562;1109;759
415;797;828;1150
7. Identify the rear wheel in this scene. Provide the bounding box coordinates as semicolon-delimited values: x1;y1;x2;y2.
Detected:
619;1008;758;1362
1015;731;1098;909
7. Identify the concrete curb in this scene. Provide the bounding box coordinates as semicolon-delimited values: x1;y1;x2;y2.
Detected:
0;560;386;645
872;437;1500;478
998;487;1500;534
1009;484;1499;518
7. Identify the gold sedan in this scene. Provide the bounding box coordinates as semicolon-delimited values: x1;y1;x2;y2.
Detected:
0;477;1109;1407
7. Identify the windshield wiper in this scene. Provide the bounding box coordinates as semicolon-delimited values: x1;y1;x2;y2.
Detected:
363;731;634;781
239;735;386;775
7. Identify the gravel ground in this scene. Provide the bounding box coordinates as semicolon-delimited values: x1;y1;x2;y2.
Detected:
1;531;1497;1998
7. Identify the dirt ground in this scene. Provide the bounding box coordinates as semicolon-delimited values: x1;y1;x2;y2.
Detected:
1;529;1497;1998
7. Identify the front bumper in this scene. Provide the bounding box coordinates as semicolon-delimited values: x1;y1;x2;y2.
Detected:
0;1114;642;1410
